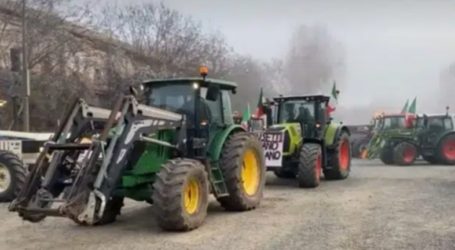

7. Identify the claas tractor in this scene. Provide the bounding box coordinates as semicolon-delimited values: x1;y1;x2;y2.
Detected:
378;112;455;165
8;69;267;232
256;95;351;188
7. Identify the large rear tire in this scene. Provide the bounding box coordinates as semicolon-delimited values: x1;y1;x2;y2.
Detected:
0;150;26;202
297;143;322;188
217;132;266;211
393;142;417;166
152;158;209;231
324;132;351;180
436;134;455;165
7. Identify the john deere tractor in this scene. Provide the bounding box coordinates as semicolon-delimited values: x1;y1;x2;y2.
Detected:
9;69;267;232
257;95;351;188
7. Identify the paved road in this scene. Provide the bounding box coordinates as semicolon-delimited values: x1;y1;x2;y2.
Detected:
2;159;455;250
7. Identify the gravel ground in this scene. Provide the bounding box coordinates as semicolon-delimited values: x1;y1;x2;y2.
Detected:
2;159;455;250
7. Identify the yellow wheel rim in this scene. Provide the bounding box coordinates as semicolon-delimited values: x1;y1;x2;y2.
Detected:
184;178;200;215
241;149;260;196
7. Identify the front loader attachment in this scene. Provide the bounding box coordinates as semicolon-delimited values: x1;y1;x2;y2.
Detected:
9;95;186;225
363;134;385;159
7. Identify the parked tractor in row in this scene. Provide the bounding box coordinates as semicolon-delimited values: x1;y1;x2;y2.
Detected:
254;94;352;187
364;110;455;166
8;68;268;232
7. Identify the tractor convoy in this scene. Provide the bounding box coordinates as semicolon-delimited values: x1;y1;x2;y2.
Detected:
0;67;352;232
361;109;455;166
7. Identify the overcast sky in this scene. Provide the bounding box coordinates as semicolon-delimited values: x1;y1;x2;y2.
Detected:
96;0;455;108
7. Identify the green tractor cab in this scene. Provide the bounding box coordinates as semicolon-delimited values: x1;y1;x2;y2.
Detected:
9;69;267;232
256;94;351;188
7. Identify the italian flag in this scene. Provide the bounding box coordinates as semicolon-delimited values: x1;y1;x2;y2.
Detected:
401;99;409;114
255;87;264;117
327;81;338;114
407;97;416;117
241;103;251;130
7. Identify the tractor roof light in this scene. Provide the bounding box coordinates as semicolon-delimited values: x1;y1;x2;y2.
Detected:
200;66;208;77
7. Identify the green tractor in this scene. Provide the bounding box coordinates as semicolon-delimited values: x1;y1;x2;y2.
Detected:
256;95;351;188
377;113;455;165
9;70;267;232
363;113;412;161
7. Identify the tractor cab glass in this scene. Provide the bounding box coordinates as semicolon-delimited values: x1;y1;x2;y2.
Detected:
144;80;234;127
426;116;453;131
380;116;406;130
278;100;315;124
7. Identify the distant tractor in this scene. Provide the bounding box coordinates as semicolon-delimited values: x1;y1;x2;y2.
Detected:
365;109;455;166
255;95;351;188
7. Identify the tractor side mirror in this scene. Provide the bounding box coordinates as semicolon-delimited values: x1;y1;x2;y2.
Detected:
205;83;220;101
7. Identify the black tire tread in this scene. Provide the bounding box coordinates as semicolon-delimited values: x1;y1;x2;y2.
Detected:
0;150;26;202
393;142;417;166
379;146;394;165
324;132;351;180
435;134;455;165
298;143;321;188
217;132;266;211
152;158;209;231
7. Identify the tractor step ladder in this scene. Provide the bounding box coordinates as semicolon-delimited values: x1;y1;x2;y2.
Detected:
209;161;228;197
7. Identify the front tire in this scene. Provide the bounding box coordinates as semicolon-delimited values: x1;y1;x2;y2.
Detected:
393;142;417;166
324;132;351;180
297;143;322;188
379;146;394;165
0;150;26;202
152;158;209;231
217;132;266;211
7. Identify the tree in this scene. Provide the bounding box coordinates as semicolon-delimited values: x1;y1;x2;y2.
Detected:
93;2;235;107
0;0;95;130
283;24;346;95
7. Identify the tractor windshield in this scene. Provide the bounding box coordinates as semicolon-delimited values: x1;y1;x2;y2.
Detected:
381;116;406;130
278;100;315;124
146;83;194;114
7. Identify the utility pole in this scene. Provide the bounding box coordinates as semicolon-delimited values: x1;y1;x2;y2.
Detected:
21;0;30;131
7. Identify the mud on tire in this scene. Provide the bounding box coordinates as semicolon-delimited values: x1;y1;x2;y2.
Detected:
297;143;322;188
217;132;266;211
393;142;417;166
0;150;26;202
324;132;351;180
152;158;209;231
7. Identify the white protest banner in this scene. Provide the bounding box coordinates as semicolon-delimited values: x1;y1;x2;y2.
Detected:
253;131;284;167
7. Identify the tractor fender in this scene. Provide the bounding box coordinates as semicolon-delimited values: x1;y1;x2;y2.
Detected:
207;124;246;161
325;124;350;147
436;131;455;145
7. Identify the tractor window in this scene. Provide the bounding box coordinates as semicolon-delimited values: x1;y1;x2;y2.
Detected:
444;118;453;130
221;90;233;124
146;84;193;114
416;117;425;128
382;116;406;129
278;100;314;123
200;87;223;124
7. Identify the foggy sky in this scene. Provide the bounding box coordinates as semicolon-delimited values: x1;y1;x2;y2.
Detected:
95;0;455;109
